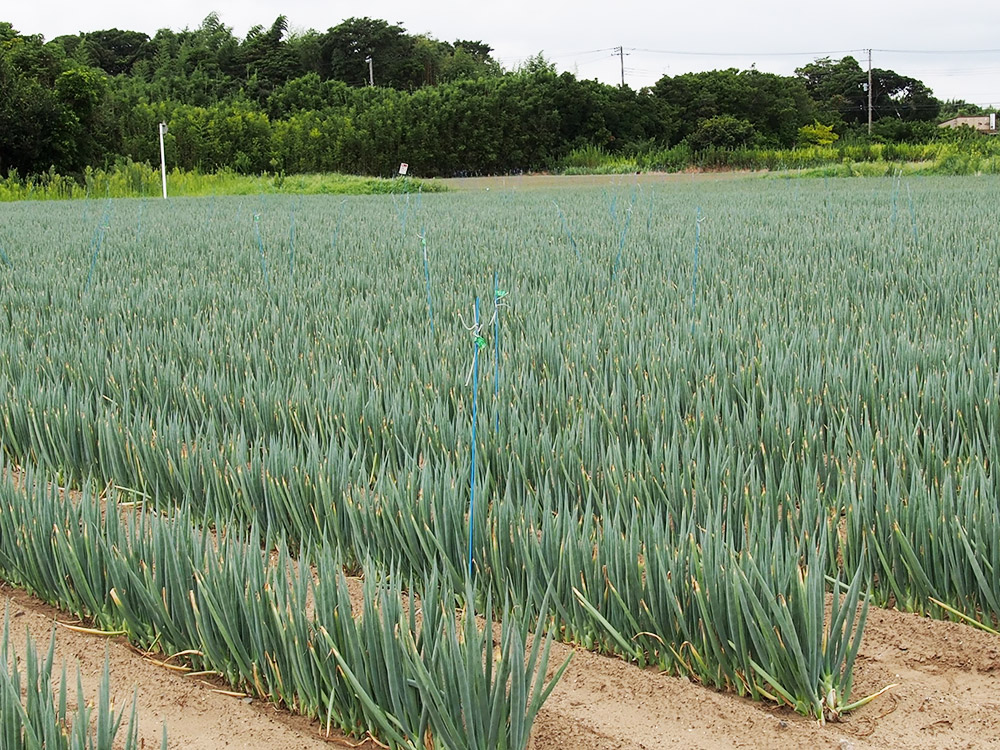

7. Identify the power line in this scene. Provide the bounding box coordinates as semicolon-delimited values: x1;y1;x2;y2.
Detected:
533;43;1000;101
573;57;611;69
618;46;1000;59
873;47;1000;55
628;46;865;58
548;47;617;59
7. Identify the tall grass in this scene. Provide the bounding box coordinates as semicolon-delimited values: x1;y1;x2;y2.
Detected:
0;161;446;202
557;139;1000;176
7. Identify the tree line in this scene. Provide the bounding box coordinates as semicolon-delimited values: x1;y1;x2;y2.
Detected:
0;14;985;178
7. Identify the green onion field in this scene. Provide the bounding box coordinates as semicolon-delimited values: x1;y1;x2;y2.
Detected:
0;173;998;747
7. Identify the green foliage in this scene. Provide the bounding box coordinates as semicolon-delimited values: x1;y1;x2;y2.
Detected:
319;17;423;89
798;120;839;146
939;98;987;119
0;161;444;200
558;145;640;174
870;68;940;122
554;136;1000;176
686;115;759;150
0;15;952;178
517;52;556;75
795;56;866;128
54;67;110;170
0;30;74;174
652;68;815;148
80;28;150;76
870;118;939;144
795;55;941;130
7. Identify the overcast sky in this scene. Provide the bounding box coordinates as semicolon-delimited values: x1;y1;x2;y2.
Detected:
7;0;1000;106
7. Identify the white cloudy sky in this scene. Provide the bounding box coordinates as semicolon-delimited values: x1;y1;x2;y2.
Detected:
7;0;1000;105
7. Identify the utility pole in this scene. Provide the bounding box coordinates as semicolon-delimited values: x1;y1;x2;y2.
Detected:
614;45;625;87
365;55;374;86
867;49;873;136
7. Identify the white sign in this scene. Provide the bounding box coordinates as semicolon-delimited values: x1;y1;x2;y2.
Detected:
398;162;409;175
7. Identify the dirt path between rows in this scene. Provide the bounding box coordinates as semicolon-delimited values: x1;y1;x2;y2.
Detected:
4;577;999;750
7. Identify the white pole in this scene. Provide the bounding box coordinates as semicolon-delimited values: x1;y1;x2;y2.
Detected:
867;50;872;136
366;56;373;86
158;122;168;199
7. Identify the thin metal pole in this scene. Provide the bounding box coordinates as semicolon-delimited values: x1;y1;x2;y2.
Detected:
867;49;873;136
158;122;168;199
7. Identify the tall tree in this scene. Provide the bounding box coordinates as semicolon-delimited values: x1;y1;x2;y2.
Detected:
795;56;940;128
0;25;75;173
320;18;421;89
439;40;501;83
795;56;867;126
239;15;302;100
80;29;150;76
652;68;815;148
870;68;939;121
55;66;110;169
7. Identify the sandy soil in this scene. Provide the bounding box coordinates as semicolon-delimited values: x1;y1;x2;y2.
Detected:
4;578;999;750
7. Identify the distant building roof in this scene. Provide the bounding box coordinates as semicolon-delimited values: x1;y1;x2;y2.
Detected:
939;114;997;133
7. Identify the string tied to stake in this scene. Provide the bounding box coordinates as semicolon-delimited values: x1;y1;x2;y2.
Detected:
459;308;487;387
488;286;510;327
419;228;435;334
459;287;510;387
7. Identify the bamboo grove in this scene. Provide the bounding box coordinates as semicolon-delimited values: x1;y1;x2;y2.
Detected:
0;174;998;743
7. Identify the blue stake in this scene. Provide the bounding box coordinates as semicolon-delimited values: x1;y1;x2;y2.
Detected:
690;207;702;335
135;199;145;243
288;209;296;278
204;195;217;230
81;185;91;222
552;201;581;262
468;297;481;579
331;199;347;252
421;229;435;335
824;177;834;224
493;272;501;435
85;199;113;293
611;189;636;283
253;213;271;294
890;171;901;230
403;188;410;235
906;184;919;248
394;187;411;237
